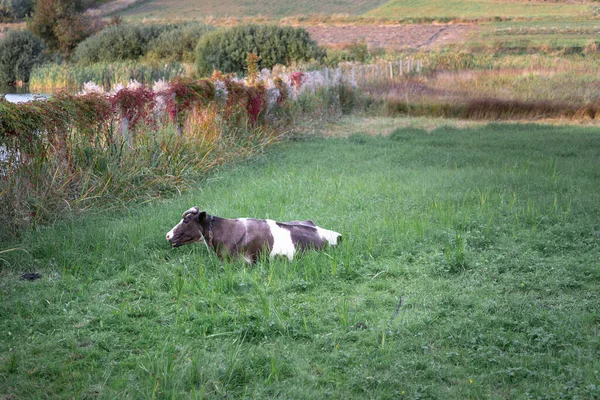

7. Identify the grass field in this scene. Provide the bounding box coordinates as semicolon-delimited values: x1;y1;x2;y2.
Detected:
366;0;593;20
116;0;389;19
1;120;599;398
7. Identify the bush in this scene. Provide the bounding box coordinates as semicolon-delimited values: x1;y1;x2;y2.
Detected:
324;39;370;66
195;24;325;76
0;29;45;84
145;23;214;63
74;23;177;65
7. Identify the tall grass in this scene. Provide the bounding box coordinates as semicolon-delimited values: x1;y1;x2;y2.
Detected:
0;107;280;241
356;52;600;121
1;122;599;398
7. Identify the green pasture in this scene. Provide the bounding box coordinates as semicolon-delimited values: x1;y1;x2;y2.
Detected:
1;121;599;398
366;0;592;20
116;0;389;19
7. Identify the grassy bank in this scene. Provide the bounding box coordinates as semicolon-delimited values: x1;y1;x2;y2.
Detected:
1;121;599;398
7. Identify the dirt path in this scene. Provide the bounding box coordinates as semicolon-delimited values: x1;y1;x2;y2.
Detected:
304;24;477;50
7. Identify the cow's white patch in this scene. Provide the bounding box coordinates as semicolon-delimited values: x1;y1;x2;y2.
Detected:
266;219;296;260
316;226;341;246
166;219;183;241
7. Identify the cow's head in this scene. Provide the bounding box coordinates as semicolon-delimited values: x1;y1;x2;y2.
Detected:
166;206;208;247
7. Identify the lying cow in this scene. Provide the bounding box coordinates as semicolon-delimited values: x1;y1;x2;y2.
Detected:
166;206;342;263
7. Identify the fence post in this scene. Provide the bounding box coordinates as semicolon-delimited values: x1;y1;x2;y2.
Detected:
399;60;403;77
417;59;421;73
121;115;131;147
389;62;393;79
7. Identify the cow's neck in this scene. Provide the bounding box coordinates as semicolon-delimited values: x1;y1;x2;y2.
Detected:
202;215;216;248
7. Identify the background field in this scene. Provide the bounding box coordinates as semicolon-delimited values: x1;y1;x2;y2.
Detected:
366;0;592;20
114;0;595;21
2;121;599;398
116;0;390;19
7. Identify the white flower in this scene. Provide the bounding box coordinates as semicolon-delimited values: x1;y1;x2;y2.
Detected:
152;79;170;94
260;68;271;81
127;79;142;90
80;81;104;95
111;83;125;95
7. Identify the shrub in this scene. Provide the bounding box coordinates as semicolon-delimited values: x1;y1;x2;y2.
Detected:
145;23;214;63
195;24;325;76
74;23;177;65
324;39;370;66
0;29;45;84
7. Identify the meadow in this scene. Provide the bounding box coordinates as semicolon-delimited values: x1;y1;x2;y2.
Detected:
1;120;599;398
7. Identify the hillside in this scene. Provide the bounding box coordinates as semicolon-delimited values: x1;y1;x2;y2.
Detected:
112;0;390;19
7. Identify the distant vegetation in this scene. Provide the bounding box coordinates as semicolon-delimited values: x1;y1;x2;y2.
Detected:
0;28;44;84
27;0;106;56
0;0;105;22
28;60;186;91
74;22;214;65
195;25;324;76
145;23;215;63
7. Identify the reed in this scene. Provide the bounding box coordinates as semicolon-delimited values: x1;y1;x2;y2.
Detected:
29;61;188;92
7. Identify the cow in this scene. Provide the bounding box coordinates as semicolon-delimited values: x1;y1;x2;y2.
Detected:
166;206;341;263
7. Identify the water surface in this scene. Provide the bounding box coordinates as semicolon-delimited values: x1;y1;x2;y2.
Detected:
1;85;50;103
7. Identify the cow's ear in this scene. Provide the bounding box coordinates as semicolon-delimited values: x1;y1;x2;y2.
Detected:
196;210;207;222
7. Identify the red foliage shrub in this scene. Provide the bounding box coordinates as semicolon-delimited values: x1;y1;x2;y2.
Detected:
166;77;215;123
289;72;304;89
110;87;155;129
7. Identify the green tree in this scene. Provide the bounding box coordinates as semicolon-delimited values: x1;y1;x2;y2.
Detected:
27;0;101;56
0;29;45;85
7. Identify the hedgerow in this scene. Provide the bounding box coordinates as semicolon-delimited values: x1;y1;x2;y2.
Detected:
0;72;293;238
